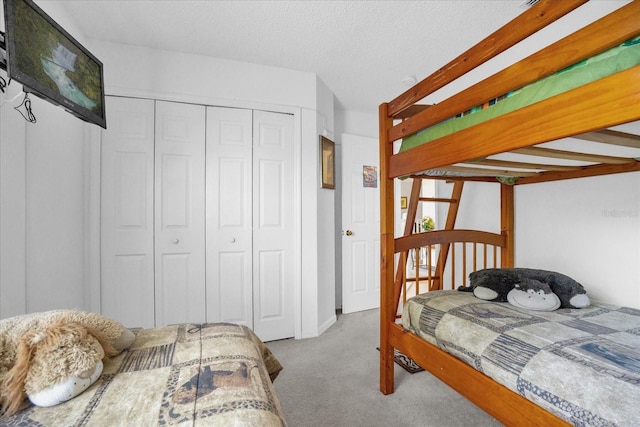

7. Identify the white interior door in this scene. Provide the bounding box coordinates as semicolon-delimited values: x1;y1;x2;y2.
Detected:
206;106;254;327
101;97;155;328
154;101;206;326
252;110;295;341
341;134;380;314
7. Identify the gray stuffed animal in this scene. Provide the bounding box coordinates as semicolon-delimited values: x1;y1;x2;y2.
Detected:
459;268;590;311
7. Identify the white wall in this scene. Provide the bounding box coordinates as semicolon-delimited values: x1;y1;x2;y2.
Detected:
0;83;27;318
0;1;90;317
437;174;640;309
316;78;337;334
25;101;88;311
516;175;640;308
0;86;90;317
336;110;378;140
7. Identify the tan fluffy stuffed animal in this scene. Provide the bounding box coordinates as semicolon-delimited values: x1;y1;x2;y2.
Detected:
0;310;135;416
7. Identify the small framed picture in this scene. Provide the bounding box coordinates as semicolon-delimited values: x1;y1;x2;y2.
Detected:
401;196;407;209
363;166;377;188
320;136;335;189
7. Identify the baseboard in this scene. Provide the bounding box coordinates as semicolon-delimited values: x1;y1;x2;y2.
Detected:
317;313;337;336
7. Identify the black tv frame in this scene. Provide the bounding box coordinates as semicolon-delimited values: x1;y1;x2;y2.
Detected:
3;0;106;128
0;30;6;71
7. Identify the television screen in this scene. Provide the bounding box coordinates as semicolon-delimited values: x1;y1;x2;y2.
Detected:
3;0;106;128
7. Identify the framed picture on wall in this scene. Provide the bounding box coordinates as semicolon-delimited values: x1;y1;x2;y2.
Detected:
363;166;377;188
320;136;335;189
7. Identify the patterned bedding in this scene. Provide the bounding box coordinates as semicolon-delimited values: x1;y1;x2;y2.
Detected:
402;290;640;426
0;322;286;426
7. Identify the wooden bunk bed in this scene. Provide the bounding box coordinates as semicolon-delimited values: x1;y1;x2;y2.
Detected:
379;1;640;426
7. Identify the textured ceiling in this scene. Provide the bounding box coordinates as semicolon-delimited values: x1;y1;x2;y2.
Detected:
45;1;622;114
46;0;525;114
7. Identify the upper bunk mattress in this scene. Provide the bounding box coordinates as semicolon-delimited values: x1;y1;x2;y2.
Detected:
400;37;640;153
402;290;640;426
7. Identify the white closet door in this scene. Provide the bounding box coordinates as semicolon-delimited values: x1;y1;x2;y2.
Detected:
101;97;155;328
206;106;254;327
154;101;206;326
252;110;295;341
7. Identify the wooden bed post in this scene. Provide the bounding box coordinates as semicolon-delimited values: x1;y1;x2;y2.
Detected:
500;183;514;268
379;102;396;395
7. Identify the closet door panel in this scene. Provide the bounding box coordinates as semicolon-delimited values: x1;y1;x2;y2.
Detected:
101;97;155;328
206;106;253;326
219;252;247;321
154;101;206;326
252;111;295;341
257;250;285;318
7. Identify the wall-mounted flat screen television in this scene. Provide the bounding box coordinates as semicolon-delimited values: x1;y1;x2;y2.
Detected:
3;0;106;128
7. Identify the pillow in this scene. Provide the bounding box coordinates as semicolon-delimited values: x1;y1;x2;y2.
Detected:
463;268;590;311
0;310;135;415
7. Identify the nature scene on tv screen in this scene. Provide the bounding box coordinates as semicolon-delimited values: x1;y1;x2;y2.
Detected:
12;0;103;117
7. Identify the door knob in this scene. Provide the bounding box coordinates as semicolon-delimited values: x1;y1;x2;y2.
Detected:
173;238;180;244
345;230;353;236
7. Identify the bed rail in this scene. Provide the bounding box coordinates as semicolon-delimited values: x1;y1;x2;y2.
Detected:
395;229;505;310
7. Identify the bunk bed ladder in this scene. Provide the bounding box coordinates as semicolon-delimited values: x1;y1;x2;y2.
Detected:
428;181;464;291
394;180;464;314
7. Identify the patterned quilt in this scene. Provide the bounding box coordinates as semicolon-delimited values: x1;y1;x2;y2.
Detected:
0;323;286;426
402;290;640;426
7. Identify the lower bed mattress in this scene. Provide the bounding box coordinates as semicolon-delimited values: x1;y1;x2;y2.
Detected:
402;290;640;426
0;322;286;426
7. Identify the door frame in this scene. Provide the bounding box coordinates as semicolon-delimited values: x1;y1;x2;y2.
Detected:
87;94;303;338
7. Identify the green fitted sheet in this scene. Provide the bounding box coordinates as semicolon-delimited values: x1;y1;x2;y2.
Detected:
400;37;640;152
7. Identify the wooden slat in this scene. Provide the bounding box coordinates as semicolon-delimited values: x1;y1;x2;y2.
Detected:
468;158;582;172
388;1;640;142
392;104;433;120
387;0;588;117
573;129;640;149
462;243;467;287
389;66;640;179
395;229;506;253
450;244;456;289
412;174;502;184
432;165;539;177
419;197;458;203
512;146;634;164
515;160;640;185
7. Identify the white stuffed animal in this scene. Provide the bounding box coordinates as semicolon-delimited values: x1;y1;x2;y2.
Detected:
0;310;135;416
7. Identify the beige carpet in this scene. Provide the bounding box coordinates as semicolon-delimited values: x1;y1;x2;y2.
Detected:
267;308;504;427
